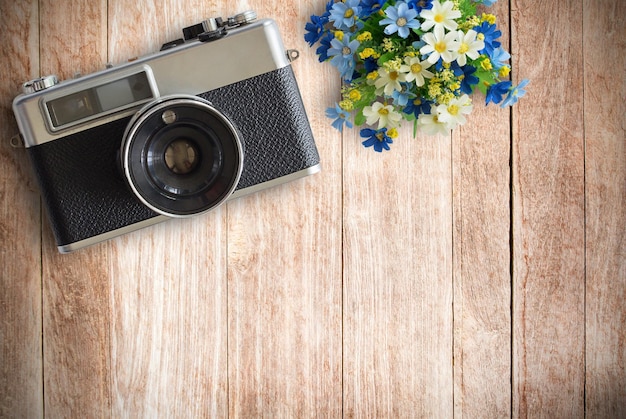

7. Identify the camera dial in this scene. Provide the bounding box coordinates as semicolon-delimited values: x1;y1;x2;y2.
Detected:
22;75;58;94
122;95;243;217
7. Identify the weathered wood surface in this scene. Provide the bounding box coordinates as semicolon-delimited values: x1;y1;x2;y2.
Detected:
0;0;624;417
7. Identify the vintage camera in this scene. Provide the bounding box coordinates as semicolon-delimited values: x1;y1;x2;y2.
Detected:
13;11;320;253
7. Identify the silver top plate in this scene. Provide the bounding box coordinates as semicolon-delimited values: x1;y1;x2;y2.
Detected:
13;18;292;147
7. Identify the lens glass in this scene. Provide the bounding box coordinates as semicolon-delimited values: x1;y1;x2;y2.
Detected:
165;139;198;174
123;97;243;216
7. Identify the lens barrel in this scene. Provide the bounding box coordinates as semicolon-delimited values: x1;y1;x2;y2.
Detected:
122;96;243;217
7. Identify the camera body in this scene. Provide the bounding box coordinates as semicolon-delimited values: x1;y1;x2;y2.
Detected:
13;13;320;253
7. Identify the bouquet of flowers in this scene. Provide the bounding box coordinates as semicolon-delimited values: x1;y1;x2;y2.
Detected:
305;0;528;151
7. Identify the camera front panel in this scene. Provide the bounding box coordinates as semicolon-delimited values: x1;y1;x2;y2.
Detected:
27;117;160;247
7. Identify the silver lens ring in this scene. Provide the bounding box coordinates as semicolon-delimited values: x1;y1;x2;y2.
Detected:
122;95;243;217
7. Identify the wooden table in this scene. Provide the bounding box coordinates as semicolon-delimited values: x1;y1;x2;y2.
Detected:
1;0;624;417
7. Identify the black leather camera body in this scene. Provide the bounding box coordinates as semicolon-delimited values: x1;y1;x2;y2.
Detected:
13;12;320;253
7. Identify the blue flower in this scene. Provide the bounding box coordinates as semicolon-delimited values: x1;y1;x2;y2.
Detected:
474;21;502;56
459;65;479;95
363;57;379;73
489;46;511;69
361;127;393;152
391;82;416;107
500;79;529;107
360;0;388;17
406;0;433;12
329;0;361;31
404;97;432;118
316;32;334;62
326;103;353;132
379;1;420;39
485;80;512;105
328;35;360;80
304;14;328;47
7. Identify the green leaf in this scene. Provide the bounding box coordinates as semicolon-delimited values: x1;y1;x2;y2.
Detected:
474;68;497;95
355;110;367;126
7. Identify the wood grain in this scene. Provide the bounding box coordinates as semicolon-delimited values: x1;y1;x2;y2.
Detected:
106;1;231;416
0;0;625;416
342;128;453;416
226;1;342;415
37;2;111;416
0;0;43;416
583;0;626;416
452;2;512;416
511;0;586;416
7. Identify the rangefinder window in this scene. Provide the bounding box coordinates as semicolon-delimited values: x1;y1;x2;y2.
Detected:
46;72;153;128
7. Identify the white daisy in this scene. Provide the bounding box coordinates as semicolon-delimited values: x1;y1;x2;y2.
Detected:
420;25;459;64
420;0;461;32
436;94;473;128
417;112;450;136
455;30;484;66
374;67;406;96
400;56;434;87
363;102;403;129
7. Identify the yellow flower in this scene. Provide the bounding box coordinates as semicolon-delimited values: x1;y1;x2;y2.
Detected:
499;66;511;77
357;31;373;42
460;15;481;31
359;47;379;60
367;70;379;81
440;69;454;82
482;13;496;24
339;100;354;111
383;58;403;72
334;30;344;41
438;92;455;105
382;38;395;52
387;128;399;139
480;58;493;71
428;82;443;98
348;89;361;101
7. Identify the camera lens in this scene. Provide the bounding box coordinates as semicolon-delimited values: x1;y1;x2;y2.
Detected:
122;96;243;217
164;139;198;174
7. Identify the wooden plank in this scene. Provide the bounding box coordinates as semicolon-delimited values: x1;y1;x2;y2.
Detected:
0;0;43;417
452;0;512;416
511;0;586;416
107;217;229;417
583;0;626;416
343;132;453;415
226;1;343;416
37;0;111;416
106;0;230;416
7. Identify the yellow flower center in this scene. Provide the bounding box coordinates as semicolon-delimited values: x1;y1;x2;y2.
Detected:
458;43;469;54
411;63;422;73
447;104;460;116
397;17;407;27
413;98;422;105
375;132;386;141
344;9;354;19
389;71;399;81
434;13;444;23
342;46;352;55
435;41;447;53
378;107;390;116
